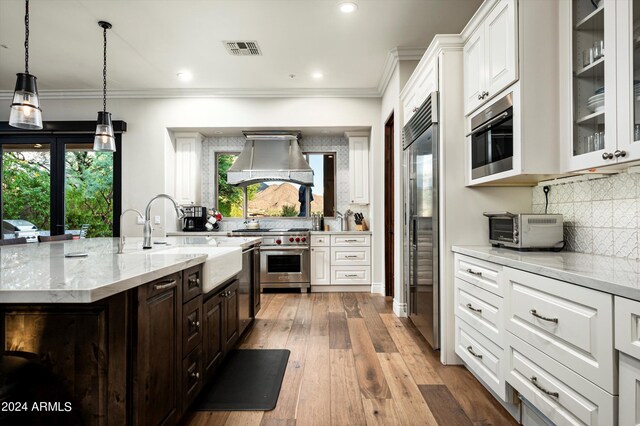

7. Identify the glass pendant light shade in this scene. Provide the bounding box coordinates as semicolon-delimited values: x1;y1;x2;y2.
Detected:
93;111;115;152
9;75;43;129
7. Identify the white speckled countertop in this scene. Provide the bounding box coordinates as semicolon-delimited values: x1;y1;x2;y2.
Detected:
309;231;372;235
0;236;258;304
452;246;640;301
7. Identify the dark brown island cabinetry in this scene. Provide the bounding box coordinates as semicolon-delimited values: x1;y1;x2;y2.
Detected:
0;264;247;425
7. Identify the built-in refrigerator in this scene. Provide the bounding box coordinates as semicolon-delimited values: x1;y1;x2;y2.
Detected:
403;92;439;349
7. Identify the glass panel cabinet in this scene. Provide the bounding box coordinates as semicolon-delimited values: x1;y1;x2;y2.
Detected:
563;0;640;171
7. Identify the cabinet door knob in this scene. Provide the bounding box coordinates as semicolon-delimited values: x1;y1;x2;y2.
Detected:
190;320;200;328
614;150;627;158
191;372;200;379
602;152;614;160
478;94;482;100
413;107;418;112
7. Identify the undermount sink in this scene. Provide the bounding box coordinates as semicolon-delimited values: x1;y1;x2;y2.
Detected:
158;246;242;293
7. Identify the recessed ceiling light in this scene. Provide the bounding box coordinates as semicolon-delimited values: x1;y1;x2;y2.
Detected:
176;71;192;81
213;131;224;135
339;2;358;13
312;72;324;79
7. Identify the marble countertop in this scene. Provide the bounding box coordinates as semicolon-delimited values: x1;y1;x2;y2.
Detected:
452;246;640;301
0;237;252;304
310;231;372;235
162;235;262;249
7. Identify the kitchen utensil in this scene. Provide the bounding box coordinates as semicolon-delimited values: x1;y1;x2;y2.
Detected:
205;222;214;231
208;216;217;225
245;219;260;230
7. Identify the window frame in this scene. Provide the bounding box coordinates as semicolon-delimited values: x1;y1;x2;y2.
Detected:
214;150;337;220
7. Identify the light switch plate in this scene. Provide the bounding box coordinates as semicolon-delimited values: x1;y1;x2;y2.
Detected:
136;217;144;225
154;215;161;225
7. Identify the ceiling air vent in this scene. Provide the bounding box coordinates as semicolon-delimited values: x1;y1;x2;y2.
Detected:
223;41;262;56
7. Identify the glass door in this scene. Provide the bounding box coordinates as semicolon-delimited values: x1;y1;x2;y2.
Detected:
1;140;52;240
570;0;616;168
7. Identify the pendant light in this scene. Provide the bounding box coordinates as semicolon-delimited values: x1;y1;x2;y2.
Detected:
9;0;43;130
94;21;115;152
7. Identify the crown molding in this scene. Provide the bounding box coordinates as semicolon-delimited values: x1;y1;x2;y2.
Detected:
376;46;427;95
0;86;381;100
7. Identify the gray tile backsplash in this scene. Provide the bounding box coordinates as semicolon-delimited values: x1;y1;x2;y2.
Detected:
532;173;640;258
201;135;368;231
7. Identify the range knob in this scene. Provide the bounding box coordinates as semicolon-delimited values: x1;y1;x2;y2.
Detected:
289;237;294;242
276;239;282;245
301;237;306;242
295;237;300;242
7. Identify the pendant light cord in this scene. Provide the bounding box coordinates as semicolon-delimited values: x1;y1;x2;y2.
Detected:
24;0;29;74
102;24;108;113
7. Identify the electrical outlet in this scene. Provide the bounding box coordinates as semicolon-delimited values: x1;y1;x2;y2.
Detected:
136;217;144;225
154;215;161;225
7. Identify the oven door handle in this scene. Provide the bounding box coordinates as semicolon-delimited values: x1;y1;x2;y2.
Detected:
466;111;509;137
483;211;517;219
261;246;310;251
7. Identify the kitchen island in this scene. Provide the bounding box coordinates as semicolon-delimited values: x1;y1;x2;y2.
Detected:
0;237;256;425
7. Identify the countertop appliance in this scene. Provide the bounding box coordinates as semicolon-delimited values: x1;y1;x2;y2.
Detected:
468;92;514;180
231;228;310;291
403;92;440;349
483;212;564;250
1;219;39;243
182;206;207;232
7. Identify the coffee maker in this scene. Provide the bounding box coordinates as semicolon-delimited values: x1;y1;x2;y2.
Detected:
182;206;207;231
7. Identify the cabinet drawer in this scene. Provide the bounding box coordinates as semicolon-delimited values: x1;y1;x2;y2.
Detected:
310;235;330;247
507;333;616;426
615;296;640;359
455;278;504;347
331;234;370;246
455;254;504;296
182;346;203;410
620;353;640;426
331;246;370;266
330;266;371;285
504;267;615;393
455;317;507;400
183;265;202;303
182;296;203;355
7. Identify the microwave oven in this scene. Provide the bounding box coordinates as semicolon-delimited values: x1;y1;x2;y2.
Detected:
483;212;564;250
468;92;514;180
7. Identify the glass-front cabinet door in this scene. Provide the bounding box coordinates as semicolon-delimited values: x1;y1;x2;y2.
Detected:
567;0;617;171
616;0;640;160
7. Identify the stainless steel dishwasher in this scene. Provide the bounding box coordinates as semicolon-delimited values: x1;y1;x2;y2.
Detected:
238;245;258;336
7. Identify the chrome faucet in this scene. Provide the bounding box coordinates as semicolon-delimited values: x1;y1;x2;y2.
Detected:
118;208;144;254
335;210;344;231
143;194;185;249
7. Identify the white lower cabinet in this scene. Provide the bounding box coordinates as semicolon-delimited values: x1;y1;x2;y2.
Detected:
310;247;330;286
620;353;640;426
507;333;616;426
310;234;371;289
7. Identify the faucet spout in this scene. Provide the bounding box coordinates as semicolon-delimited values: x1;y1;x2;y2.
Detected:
143;194;185;249
118;208;144;254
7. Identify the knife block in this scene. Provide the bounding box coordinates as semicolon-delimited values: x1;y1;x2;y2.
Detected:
355;219;368;231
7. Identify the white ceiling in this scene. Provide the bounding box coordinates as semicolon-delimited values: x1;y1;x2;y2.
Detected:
0;0;482;96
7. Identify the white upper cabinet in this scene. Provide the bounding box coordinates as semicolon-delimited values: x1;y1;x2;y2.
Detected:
345;132;369;205
174;132;203;205
402;55;439;125
463;0;517;115
561;0;640;171
484;0;517;97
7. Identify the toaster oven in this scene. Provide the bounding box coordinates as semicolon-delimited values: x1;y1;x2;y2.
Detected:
483;212;564;250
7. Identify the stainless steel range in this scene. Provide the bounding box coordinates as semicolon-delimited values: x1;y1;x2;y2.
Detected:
230;228;310;291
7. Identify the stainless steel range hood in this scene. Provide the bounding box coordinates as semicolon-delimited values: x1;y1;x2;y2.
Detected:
227;131;314;186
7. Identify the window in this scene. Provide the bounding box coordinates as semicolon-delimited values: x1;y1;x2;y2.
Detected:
0;134;121;239
215;152;336;218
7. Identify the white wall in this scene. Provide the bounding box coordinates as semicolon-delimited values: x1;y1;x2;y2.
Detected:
379;60;419;301
0;95;382;275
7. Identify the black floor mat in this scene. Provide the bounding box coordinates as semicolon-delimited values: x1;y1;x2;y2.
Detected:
194;349;290;411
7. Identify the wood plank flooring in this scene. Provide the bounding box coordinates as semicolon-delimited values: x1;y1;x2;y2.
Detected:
184;293;517;426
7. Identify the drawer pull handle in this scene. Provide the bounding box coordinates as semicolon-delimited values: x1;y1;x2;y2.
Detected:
466;268;482;277
530;376;559;398
344;255;359;258
466;303;482;313
466;346;483;359
344;239;359;242
345;274;359;277
530;309;558;324
153;279;177;291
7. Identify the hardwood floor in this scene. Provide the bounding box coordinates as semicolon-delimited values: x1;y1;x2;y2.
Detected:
184;293;517;426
